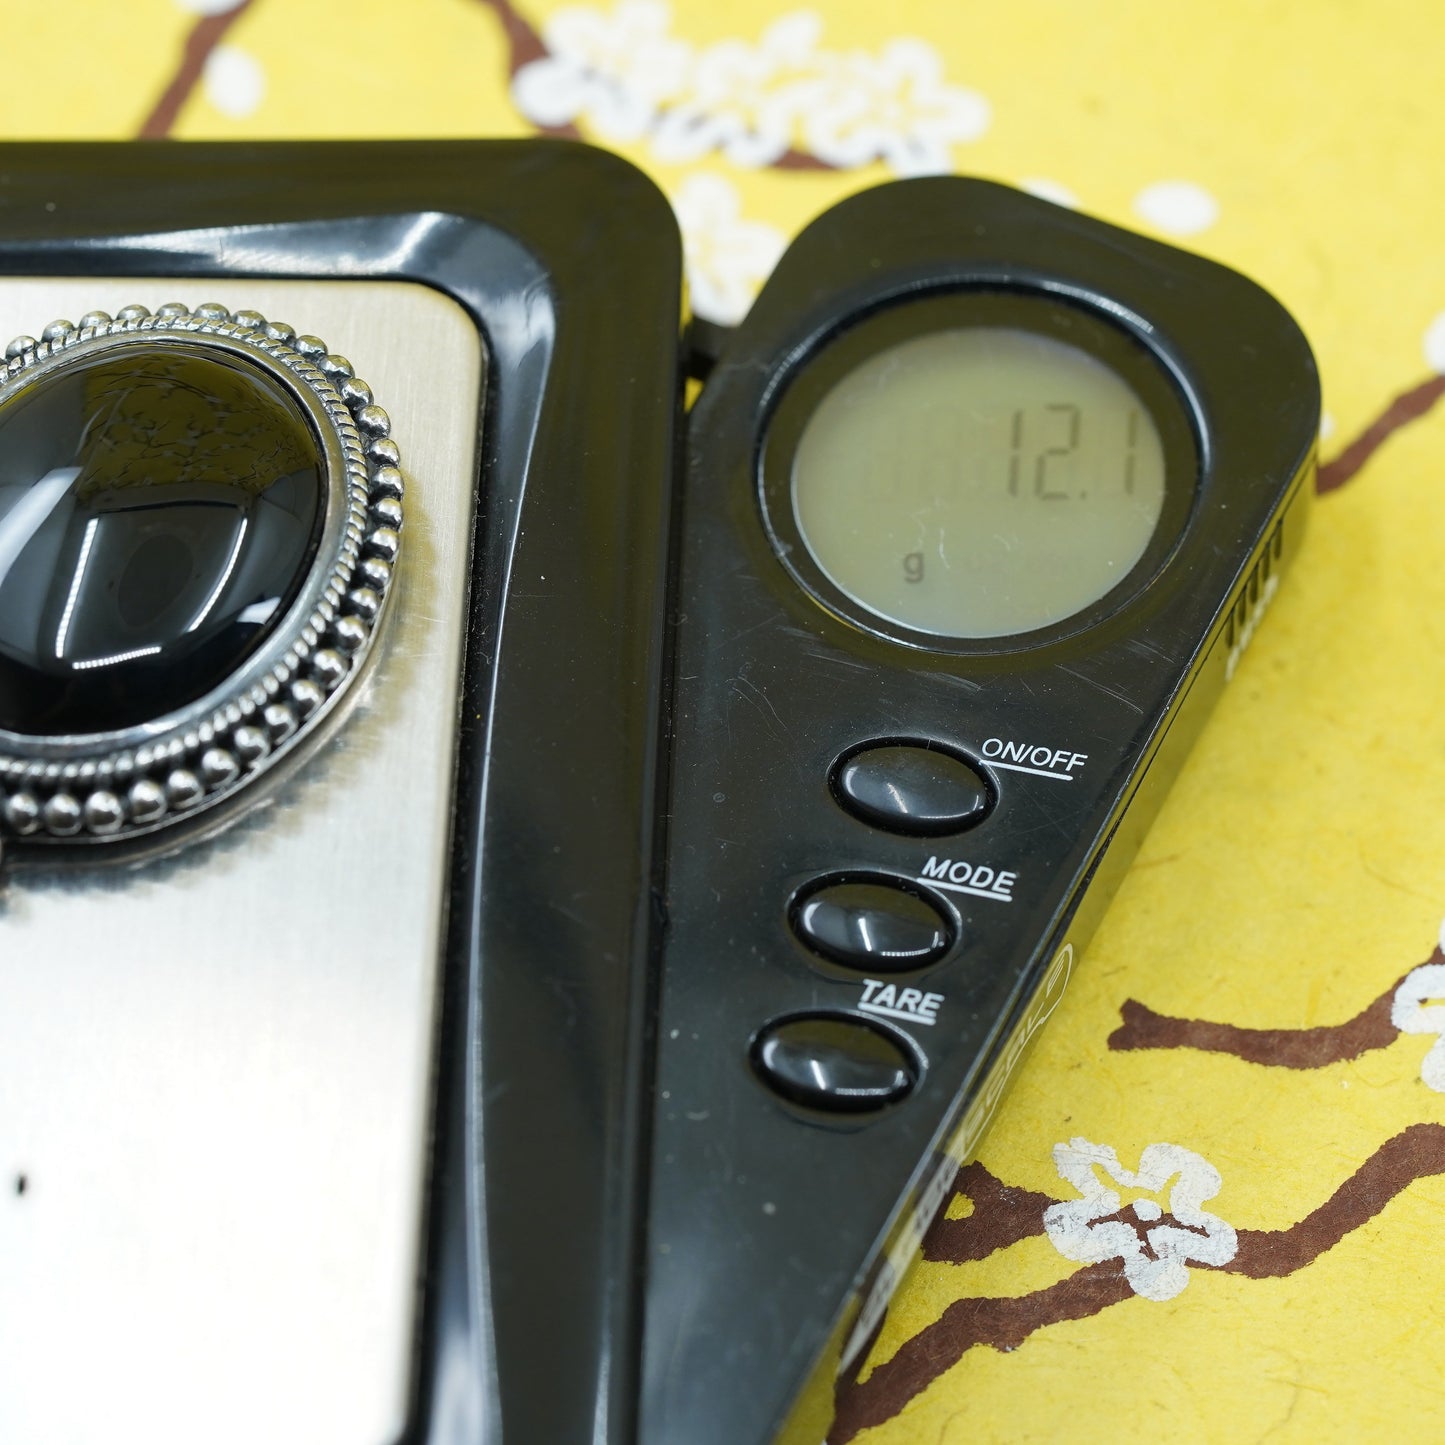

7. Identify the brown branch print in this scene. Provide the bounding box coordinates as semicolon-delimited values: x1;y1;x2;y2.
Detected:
473;0;581;140
1107;958;1427;1068
770;147;835;172
832;1263;1137;1441
1221;1123;1445;1277
833;1123;1445;1443
478;0;550;68
138;0;257;140
1318;374;1445;494
921;1161;1059;1263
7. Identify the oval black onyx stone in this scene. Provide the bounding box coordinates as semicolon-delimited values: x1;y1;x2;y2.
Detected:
832;742;991;836
0;343;324;735
791;877;953;972
751;1013;918;1114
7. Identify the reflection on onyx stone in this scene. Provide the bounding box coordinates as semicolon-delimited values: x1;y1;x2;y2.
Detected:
0;344;324;735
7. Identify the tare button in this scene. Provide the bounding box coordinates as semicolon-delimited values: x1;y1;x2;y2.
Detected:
751;1013;919;1114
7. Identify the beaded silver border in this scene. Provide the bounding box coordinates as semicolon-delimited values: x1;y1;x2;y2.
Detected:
0;302;406;846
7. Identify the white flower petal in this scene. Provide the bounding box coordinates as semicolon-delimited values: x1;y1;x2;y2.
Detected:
1149;1217;1238;1269
650;108;726;165
673;175;784;326
544;7;610;55
1425;314;1445;375
1042;1205;1138;1264
1392;963;1445;1033
1134;180;1219;237
927;85;991;142
882;132;954;178
1045;1137;1236;1300
1137;1141;1224;1218
693;39;757;90
617;0;671;35
803;108;883;169
628;39;694;104
720;123;792;169
687;263;759;326
673;172;741;228
1123;1254;1192;1302
876;37;944;87
173;0;244;13
203;46;264;119
719;220;788;272
587;83;660;142
1050;1137;1125;1200
791;39;988;172
1422;1038;1445;1092
762;10;824;62
1393;963;1445;1090
538;2;693;122
512;59;588;128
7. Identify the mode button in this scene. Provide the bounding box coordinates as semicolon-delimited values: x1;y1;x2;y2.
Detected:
791;876;952;973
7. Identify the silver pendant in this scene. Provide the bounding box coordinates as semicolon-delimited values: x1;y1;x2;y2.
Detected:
0;302;405;851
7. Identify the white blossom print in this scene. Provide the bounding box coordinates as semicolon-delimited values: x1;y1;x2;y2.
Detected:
202;45;265;119
511;0;692;143
1043;1138;1238;1301
672;174;786;326
1391;917;1445;1090
793;38;991;176
511;4;990;174
651;13;822;168
1423;310;1445;374
1132;179;1219;237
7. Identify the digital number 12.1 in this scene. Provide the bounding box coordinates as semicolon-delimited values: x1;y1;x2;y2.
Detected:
1006;406;1142;498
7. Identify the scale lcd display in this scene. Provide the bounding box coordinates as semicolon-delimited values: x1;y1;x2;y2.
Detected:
790;325;1168;638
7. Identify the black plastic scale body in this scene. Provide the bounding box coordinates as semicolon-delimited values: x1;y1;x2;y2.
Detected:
642;179;1318;1444
0;148;1318;1445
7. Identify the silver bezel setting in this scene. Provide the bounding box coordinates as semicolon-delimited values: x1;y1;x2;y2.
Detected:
0;302;406;846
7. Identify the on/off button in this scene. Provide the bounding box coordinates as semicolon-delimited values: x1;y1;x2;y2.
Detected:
831;742;991;836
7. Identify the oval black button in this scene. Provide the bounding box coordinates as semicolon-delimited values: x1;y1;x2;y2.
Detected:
792;878;952;972
832;743;990;836
752;1013;918;1113
0;344;324;735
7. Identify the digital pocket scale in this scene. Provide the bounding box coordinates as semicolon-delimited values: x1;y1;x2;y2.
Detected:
0;146;1319;1445
646;177;1317;1444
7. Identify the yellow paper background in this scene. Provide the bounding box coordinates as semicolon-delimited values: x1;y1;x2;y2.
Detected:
5;2;1445;1438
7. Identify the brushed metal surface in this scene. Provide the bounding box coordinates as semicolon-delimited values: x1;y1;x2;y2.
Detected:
0;279;483;1445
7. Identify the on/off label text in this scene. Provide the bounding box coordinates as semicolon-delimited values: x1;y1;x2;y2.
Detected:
981;736;1087;782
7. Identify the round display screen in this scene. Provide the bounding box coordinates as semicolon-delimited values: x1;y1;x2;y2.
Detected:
782;306;1187;642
